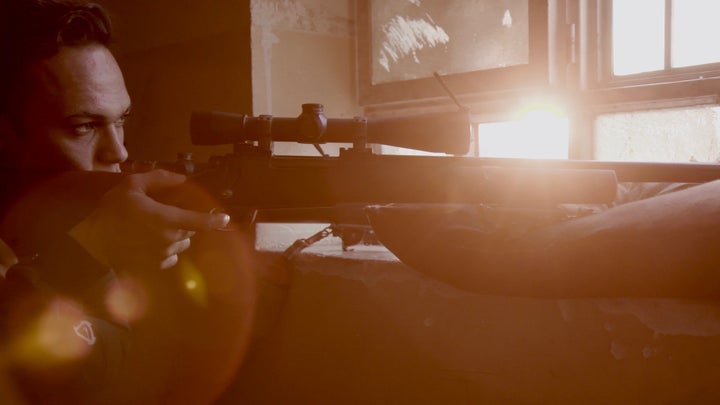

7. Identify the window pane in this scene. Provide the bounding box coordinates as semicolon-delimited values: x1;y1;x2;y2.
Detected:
671;0;720;68
612;0;665;76
595;106;720;162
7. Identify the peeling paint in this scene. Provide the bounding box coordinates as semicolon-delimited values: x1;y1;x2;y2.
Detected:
378;14;449;72
502;9;512;27
558;298;720;337
597;299;720;337
610;340;626;360
603;321;615;332
251;0;353;37
557;300;573;321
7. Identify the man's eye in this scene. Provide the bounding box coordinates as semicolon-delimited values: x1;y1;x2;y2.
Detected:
72;123;96;135
113;116;127;128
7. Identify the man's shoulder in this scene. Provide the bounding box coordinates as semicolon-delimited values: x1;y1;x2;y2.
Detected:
0;169;121;299
0;169;123;244
0;169;55;214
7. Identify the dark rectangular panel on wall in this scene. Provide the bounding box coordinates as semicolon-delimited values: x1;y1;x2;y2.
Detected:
357;0;549;106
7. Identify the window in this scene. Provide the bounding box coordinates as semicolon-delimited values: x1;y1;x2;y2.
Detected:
360;1;720;162
611;0;720;76
595;105;720;163
611;0;665;76
596;0;720;87
577;0;720;162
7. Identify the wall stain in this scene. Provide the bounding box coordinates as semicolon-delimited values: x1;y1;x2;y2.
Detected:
251;0;354;37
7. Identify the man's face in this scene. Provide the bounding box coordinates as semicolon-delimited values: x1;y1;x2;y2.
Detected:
12;43;131;172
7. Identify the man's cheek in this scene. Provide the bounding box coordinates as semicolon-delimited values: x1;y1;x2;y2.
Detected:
54;137;94;170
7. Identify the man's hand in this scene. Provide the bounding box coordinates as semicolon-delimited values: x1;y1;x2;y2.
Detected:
69;170;230;271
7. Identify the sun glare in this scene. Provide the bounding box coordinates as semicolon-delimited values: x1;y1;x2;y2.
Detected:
478;104;569;159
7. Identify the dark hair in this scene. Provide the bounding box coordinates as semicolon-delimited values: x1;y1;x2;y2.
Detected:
0;0;113;115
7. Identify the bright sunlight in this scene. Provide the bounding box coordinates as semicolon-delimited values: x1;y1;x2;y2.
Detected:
477;104;569;159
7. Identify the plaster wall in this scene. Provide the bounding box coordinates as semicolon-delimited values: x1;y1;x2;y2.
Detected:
251;0;360;156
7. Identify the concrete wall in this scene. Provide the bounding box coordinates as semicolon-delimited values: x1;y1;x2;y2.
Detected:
219;251;720;404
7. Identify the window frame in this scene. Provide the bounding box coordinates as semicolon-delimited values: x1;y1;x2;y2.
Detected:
585;0;720;99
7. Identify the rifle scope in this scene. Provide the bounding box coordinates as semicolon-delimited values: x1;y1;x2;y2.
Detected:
190;103;472;155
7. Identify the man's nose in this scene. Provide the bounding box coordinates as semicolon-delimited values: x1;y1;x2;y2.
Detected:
96;124;129;169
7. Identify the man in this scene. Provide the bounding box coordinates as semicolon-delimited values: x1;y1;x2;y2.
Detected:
0;1;254;403
0;0;230;270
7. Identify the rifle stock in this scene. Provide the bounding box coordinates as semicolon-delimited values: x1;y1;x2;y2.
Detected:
194;153;619;211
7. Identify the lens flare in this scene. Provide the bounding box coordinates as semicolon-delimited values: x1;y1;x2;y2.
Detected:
105;276;148;324
12;297;92;368
178;258;208;306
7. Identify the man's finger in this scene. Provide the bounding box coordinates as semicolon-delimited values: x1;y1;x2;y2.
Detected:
160;254;179;270
165;238;192;257
154;203;230;231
